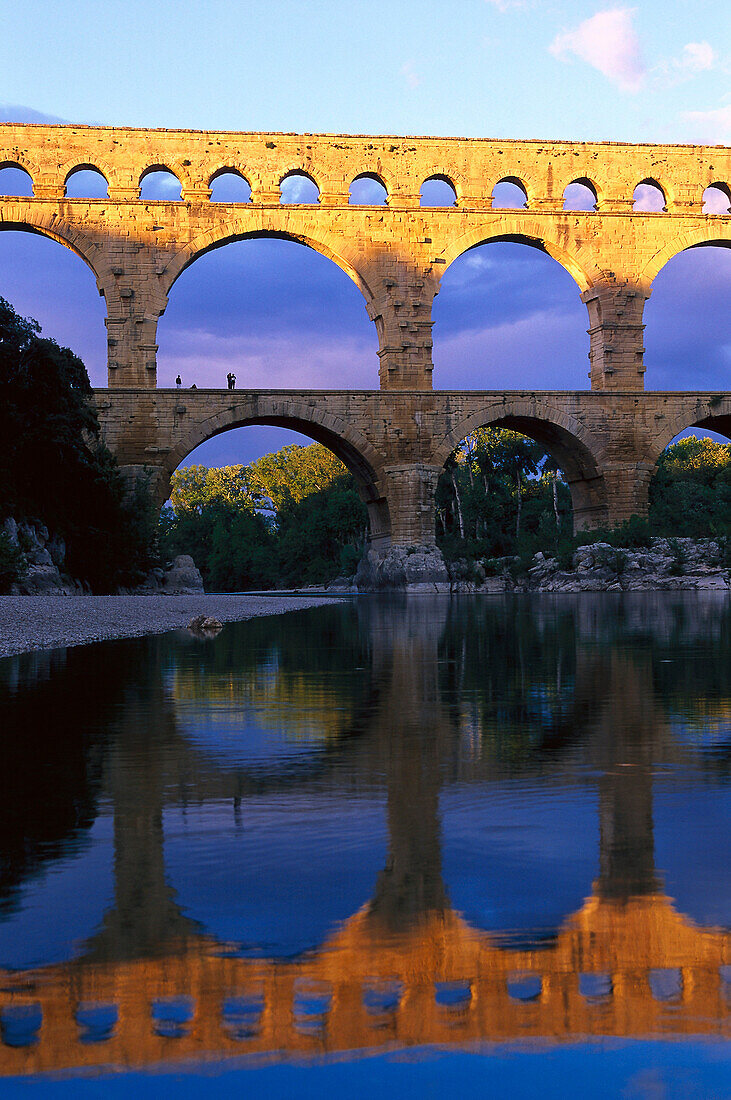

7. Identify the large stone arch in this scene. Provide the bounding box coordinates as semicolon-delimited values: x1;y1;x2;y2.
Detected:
159;220;377;308
436;219;599;294
430;400;609;531
642;226;731;287
0;210;111;290
162;396;392;548
648;398;731;465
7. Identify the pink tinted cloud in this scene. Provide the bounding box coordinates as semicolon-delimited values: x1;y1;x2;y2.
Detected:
550;8;646;93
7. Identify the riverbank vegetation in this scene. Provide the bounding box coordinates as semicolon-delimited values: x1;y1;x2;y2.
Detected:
160;431;730;590
0;297;156;591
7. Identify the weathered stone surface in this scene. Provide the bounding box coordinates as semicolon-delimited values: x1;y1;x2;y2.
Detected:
356;544;450;591
450;539;729;594
161;555;204;594
2;124;728;549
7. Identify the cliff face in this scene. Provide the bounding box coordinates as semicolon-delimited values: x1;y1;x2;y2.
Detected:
450;539;730;594
2;518;204;596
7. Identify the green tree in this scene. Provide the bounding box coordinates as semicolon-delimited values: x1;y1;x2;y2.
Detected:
0;296;156;590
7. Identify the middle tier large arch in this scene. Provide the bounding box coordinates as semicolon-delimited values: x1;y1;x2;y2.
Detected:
430;399;609;531
164;395;392;548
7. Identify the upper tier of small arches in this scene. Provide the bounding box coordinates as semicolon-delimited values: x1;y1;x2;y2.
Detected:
0;154;729;214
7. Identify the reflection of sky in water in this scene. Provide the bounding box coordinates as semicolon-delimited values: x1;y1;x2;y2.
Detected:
441;785;597;941
0;815;114;969
172;711;329;767
654;781;731;929
164;795;387;956
6;1040;730;1098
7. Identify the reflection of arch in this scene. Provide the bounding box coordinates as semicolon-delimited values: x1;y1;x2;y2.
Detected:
430;402;608;529
642;228;731;286
165;398;391;544
160;223;377;308
437;222;597;293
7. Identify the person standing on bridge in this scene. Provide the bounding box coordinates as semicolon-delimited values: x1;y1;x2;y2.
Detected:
176;374;182;388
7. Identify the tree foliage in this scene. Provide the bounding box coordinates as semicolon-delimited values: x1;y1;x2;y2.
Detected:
0;296;156;590
161;444;367;590
649;436;731;539
436;428;572;560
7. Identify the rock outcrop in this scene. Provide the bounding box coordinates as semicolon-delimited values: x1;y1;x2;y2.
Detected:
3;516;205;596
356;545;450;592
449;538;730;594
3;518;81;595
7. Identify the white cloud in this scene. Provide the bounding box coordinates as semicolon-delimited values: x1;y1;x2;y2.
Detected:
678;41;716;72
400;61;420;89
655;40;717;85
550;8;646;93
681;103;731;142
484;0;525;10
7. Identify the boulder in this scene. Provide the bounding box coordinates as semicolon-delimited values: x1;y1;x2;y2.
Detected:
356;544;450;591
161;555;205;594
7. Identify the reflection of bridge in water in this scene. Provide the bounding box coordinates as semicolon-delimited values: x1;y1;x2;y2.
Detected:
0;599;728;1073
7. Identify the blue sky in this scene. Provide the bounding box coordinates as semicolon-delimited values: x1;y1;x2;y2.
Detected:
0;0;729;465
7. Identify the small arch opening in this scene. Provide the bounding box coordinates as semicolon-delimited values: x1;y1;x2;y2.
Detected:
64;166;109;199
491;177;528;209
280;171;319;204
563;178;597;212
0;164;33;197
349;173;388;206
633;179;666;213
209;169;252;203
420;175;457;207
702;183;731;215
139;167;182;201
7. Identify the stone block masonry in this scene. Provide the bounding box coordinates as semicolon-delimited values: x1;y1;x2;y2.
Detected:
2;125;728;548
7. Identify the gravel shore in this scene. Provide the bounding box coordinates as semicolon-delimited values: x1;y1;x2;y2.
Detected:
0;593;345;658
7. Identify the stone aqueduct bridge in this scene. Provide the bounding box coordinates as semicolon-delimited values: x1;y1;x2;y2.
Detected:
1;124;730;540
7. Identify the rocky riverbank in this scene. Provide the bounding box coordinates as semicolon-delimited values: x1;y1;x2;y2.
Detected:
449;538;730;593
2;517;205;595
0;593;344;658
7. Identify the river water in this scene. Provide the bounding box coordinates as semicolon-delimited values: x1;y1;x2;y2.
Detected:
0;594;729;1097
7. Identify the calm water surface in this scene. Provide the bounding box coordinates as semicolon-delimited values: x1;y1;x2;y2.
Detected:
0;594;729;1097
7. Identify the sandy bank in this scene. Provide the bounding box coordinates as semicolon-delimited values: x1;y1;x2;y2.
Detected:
0;593;345;659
